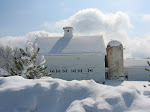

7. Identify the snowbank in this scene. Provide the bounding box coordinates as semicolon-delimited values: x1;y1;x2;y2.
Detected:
0;76;150;112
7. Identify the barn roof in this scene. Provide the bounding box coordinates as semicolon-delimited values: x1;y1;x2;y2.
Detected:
34;35;106;55
124;58;150;68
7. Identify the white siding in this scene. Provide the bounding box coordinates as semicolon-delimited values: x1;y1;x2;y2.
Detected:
125;67;150;81
44;55;105;82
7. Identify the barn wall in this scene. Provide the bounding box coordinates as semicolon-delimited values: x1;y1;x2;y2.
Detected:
125;67;150;81
44;54;105;82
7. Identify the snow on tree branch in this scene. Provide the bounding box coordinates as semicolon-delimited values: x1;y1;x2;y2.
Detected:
11;41;51;79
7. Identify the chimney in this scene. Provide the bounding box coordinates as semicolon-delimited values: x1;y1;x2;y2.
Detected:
63;27;74;37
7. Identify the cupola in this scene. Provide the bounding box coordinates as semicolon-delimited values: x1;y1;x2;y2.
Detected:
63;27;74;37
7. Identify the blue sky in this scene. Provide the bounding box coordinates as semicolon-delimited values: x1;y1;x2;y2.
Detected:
0;0;150;37
1;0;150;58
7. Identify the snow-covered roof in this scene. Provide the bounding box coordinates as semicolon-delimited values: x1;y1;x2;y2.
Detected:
124;58;150;68
34;35;106;55
107;40;122;47
63;26;74;30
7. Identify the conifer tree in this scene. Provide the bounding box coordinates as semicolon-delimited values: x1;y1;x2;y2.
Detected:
145;61;150;71
145;61;150;82
11;41;51;79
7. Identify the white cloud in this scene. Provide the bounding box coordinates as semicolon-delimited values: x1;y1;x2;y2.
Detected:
125;35;150;58
1;8;150;58
43;9;150;58
43;8;135;58
0;31;63;48
43;9;133;44
142;14;150;21
0;36;28;48
44;8;133;32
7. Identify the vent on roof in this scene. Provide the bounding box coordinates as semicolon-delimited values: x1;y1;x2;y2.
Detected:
63;27;74;37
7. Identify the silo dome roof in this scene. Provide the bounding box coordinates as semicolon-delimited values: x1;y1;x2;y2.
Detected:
107;40;122;47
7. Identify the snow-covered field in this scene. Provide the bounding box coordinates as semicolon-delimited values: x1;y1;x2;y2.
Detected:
0;76;150;112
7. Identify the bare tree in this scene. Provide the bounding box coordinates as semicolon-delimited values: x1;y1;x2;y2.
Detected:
0;45;20;73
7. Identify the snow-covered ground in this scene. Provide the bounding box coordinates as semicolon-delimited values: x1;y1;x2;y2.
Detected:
0;76;150;112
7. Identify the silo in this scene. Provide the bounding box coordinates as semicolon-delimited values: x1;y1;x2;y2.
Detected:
107;40;124;80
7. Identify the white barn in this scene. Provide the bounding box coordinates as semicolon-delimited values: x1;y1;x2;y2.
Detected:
124;58;150;81
34;27;106;82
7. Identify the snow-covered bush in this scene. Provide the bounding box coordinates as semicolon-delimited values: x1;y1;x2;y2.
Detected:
0;68;10;77
11;41;51;79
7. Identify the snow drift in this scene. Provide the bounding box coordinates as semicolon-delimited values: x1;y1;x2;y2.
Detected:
0;76;150;112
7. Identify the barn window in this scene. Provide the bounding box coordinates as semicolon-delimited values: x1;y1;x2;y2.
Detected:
56;69;61;73
88;69;93;72
67;30;69;32
50;70;55;73
77;69;82;73
62;69;67;73
71;69;76;73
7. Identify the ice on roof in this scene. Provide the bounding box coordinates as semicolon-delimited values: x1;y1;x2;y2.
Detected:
124;58;150;67
34;35;106;55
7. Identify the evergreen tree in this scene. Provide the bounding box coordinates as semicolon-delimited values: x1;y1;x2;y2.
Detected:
11;41;51;79
145;61;150;71
145;61;150;82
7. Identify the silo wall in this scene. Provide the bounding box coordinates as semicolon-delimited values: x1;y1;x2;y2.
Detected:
107;45;124;80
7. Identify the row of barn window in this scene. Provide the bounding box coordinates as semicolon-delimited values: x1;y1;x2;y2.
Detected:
50;69;94;73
